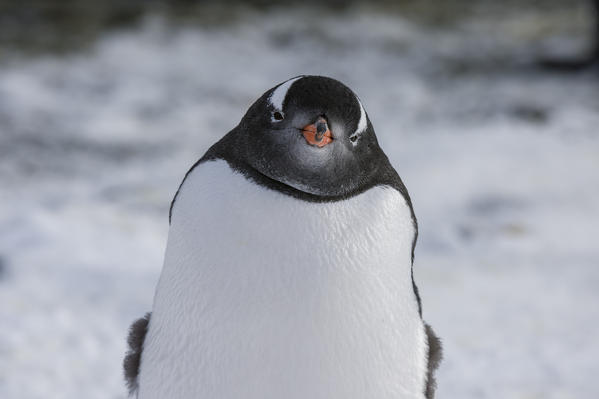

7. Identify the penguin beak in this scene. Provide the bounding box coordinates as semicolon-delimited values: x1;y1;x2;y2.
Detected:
302;117;333;148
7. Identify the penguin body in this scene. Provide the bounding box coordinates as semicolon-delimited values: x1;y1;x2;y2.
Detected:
124;76;441;399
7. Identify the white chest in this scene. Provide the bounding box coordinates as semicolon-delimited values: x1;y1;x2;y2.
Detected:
138;160;427;399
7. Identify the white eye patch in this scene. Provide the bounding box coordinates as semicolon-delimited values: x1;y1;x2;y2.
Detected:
268;76;304;121
350;96;368;145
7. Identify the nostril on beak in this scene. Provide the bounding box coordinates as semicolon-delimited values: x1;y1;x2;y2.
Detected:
315;120;328;142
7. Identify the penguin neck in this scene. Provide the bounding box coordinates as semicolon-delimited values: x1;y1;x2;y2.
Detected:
173;127;417;235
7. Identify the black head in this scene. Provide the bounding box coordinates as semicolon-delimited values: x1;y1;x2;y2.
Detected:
180;75;409;205
224;75;391;197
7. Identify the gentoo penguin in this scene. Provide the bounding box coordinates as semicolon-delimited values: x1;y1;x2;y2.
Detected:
124;75;442;399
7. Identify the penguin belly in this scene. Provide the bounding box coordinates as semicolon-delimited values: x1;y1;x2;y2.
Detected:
138;159;428;399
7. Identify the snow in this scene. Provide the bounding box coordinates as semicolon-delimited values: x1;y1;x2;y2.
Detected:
1;7;598;399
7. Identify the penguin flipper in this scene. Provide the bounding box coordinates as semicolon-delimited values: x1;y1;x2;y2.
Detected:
424;323;443;399
123;312;151;396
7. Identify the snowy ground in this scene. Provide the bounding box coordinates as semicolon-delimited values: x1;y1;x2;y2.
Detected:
1;5;598;399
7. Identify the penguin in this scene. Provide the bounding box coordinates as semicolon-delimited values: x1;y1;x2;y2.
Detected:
123;75;442;399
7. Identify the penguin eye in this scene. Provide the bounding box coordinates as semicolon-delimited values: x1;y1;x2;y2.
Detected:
272;111;284;122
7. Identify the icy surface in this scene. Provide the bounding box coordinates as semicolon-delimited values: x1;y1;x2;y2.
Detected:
1;8;598;399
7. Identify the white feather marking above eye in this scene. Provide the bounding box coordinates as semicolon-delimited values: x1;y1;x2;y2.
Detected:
268;76;303;112
355;96;368;136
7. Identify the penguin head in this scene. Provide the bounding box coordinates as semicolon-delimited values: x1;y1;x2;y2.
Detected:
236;75;386;198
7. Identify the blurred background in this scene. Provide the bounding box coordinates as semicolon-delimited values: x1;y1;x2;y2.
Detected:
1;1;598;398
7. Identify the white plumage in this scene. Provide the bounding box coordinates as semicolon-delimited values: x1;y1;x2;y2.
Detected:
268;76;303;114
137;159;428;399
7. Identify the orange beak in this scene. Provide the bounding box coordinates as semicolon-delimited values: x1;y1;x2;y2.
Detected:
302;117;333;148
